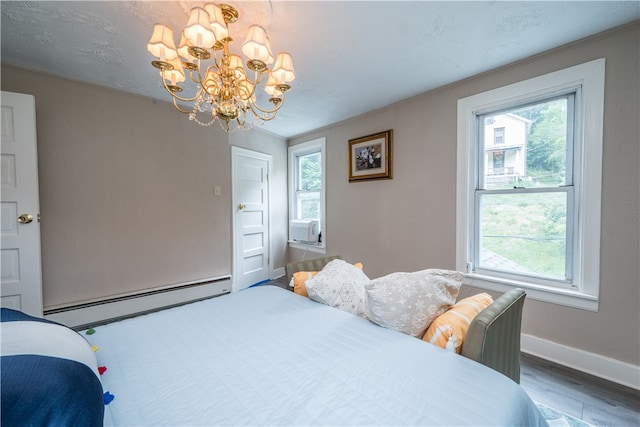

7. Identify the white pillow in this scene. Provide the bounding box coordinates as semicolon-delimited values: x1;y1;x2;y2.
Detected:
305;259;370;317
364;269;463;337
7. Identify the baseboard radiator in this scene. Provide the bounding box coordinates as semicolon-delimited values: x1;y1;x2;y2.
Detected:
44;275;231;330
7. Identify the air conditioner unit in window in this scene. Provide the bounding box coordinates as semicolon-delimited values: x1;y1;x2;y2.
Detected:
290;219;319;243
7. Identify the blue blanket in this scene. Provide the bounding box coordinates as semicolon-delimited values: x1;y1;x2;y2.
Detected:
1;308;104;426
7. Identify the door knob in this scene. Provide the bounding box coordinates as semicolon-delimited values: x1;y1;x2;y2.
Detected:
18;214;34;224
238;203;246;210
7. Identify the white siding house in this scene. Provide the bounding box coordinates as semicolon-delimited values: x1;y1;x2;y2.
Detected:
483;113;531;185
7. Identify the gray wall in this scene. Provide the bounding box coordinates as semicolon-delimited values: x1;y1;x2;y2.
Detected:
289;24;639;366
1;66;288;308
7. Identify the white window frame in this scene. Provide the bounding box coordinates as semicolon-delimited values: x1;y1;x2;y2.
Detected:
288;137;326;254
456;59;605;311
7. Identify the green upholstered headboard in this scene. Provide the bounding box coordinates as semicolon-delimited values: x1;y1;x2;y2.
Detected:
461;288;526;383
284;255;343;285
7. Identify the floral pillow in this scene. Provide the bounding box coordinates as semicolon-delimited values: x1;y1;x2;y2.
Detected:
364;269;463;337
292;262;364;298
305;259;370;317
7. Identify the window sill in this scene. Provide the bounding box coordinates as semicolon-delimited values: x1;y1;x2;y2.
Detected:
464;273;599;312
288;241;326;254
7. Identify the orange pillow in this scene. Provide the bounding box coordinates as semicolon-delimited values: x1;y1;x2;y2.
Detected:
422;293;493;354
293;271;318;297
293;262;363;297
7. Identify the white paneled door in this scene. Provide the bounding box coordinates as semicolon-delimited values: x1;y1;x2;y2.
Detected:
1;91;43;316
232;147;271;291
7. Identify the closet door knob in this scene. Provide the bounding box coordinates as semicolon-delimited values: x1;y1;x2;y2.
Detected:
18;213;34;224
238;203;246;210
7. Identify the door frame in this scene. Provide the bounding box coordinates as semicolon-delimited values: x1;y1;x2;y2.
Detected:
231;146;273;292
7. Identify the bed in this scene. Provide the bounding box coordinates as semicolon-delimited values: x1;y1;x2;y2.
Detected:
2;285;547;426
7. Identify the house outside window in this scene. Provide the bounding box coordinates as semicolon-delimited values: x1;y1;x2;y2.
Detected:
456;59;605;311
485;116;528;182
288;137;326;253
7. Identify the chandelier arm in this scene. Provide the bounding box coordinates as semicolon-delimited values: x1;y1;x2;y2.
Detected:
248;69;265;91
248;106;277;122
249;101;282;115
250;110;277;122
159;73;203;103
238;77;259;101
172;97;193;114
211;50;222;69
197;63;224;95
191;61;208;86
248;92;287;116
187;55;221;85
186;58;217;93
233;69;265;102
248;104;277;122
188;68;202;84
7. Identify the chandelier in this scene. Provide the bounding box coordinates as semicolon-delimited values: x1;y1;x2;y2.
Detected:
147;3;295;131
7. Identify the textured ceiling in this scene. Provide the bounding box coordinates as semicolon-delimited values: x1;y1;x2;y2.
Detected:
2;1;639;138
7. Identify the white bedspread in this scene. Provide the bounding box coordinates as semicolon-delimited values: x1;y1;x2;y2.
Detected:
86;286;546;426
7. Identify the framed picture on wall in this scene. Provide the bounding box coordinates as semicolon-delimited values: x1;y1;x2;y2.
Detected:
348;129;393;182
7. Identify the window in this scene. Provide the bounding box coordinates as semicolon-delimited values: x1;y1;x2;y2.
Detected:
295;151;321;219
477;96;574;282
492;151;504;169
494;127;505;145
457;59;605;311
288;138;326;252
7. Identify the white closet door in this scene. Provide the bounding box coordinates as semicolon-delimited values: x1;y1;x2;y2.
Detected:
1;91;43;316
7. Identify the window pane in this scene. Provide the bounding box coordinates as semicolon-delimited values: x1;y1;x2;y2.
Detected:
296;191;320;220
494;127;505;145
297;152;321;191
478;192;567;280
481;97;569;190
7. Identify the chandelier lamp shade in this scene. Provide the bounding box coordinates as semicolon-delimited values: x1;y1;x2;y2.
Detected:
147;3;295;131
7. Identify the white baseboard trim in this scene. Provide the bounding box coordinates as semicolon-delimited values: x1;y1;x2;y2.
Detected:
45;278;231;329
272;267;285;279
521;333;640;390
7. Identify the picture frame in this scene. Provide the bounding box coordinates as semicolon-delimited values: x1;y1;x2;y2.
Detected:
348;129;393;182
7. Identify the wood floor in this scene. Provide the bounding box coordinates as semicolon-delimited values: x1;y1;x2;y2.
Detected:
264;281;639;426
520;353;639;426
